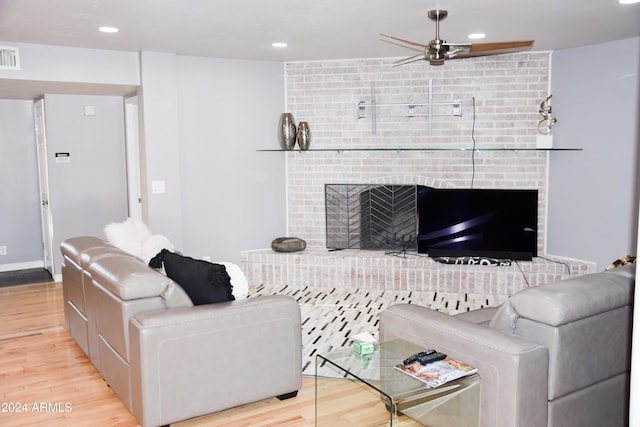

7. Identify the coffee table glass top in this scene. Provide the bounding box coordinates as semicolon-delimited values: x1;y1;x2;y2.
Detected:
319;339;435;394
315;339;480;426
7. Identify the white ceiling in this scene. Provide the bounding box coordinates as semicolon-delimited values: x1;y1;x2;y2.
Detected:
0;0;638;98
1;0;639;61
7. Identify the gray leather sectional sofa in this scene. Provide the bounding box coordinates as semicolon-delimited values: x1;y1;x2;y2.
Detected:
380;263;635;427
60;236;302;427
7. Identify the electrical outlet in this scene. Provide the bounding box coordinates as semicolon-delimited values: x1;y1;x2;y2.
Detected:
0;246;6;256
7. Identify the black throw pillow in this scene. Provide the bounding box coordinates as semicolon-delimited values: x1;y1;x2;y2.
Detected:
149;249;234;305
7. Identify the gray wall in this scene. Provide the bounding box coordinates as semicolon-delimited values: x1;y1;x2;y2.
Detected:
138;52;184;248
136;53;286;264
0;41;139;86
175;56;286;264
43;94;129;271
0;99;42;267
0;43;285;270
548;37;640;269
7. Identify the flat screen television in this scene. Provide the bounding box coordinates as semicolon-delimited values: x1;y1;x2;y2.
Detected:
417;186;538;260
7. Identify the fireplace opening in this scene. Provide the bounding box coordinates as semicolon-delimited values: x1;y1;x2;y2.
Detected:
325;184;418;252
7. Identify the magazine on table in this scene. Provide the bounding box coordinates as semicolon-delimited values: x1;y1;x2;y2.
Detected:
394;355;477;389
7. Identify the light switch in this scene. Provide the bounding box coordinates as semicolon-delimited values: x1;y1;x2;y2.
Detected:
151;180;166;194
83;105;95;116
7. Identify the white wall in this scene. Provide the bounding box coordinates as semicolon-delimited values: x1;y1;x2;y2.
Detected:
175;56;286;264
548;37;640;269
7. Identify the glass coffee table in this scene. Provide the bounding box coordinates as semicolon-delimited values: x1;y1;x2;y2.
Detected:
315;339;479;426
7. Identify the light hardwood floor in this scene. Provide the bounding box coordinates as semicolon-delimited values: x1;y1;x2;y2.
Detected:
0;281;417;426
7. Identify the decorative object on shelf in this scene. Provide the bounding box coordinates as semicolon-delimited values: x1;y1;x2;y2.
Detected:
297;121;311;150
271;237;306;252
537;95;557;135
536;95;557;148
278;113;297;150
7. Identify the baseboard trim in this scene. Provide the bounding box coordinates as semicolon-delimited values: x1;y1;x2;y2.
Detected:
0;260;45;273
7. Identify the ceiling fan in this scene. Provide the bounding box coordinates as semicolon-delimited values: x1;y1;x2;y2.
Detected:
381;9;534;66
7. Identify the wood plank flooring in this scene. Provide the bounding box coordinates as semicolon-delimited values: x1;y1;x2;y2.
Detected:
0;281;417;426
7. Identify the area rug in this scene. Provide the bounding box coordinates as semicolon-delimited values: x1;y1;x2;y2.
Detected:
248;285;506;375
0;268;53;288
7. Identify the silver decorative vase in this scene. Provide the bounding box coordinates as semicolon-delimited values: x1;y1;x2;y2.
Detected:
278;113;297;150
297;121;311;150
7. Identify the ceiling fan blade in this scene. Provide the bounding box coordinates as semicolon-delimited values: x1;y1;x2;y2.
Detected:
381;38;424;54
382;9;534;67
469;40;534;54
380;33;428;49
393;54;426;66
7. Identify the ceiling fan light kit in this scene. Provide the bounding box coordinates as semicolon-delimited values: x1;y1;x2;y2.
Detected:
381;9;534;66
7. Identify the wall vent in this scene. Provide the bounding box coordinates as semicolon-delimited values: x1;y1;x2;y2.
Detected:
0;46;20;70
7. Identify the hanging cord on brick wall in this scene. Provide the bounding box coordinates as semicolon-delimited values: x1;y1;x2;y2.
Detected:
513;260;532;288
471;96;477;188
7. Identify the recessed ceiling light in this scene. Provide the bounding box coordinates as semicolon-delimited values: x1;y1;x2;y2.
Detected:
272;42;288;48
99;26;119;33
468;33;486;40
619;0;640;4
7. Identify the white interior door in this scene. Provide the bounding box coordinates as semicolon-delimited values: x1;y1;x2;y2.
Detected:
33;98;55;276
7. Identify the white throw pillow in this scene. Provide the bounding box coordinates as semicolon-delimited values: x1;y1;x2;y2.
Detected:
104;217;152;258
141;234;175;264
217;261;249;300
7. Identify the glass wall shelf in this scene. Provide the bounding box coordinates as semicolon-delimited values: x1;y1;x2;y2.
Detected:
257;147;582;152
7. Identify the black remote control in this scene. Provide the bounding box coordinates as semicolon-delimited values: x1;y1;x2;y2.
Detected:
403;350;436;365
416;351;447;365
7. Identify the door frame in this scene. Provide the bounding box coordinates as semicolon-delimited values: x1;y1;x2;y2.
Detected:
125;95;142;221
33;98;55;276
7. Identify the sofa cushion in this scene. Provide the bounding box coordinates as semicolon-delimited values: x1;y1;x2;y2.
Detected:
161;281;194;308
61;236;108;264
455;306;499;326
509;269;634;326
605;262;636;279
89;254;174;301
149;250;235;305
488;300;519;333
80;245;128;269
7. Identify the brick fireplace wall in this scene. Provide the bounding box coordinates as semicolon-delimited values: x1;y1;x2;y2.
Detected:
241;52;596;294
284;52;551;249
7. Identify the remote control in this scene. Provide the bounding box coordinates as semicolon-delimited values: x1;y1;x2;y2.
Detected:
403;350;436;365
417;351;447;365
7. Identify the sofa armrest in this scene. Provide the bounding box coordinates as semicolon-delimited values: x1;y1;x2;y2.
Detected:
380;304;548;427
129;295;302;427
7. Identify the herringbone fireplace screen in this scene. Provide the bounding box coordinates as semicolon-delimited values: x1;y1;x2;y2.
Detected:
325;184;418;251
